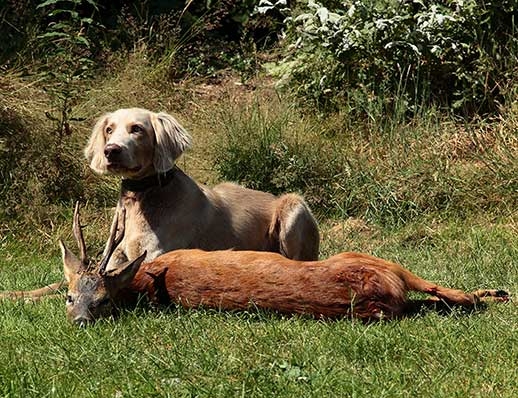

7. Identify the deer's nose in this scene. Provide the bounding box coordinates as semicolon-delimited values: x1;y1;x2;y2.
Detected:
74;316;92;328
104;143;122;160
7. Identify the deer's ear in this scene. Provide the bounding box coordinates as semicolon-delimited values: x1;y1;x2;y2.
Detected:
103;251;147;289
59;240;82;283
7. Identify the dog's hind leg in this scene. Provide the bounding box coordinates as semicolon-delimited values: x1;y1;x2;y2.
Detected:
269;194;319;261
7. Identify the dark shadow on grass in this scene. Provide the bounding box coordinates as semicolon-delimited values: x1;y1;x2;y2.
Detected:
402;299;489;319
110;296;508;326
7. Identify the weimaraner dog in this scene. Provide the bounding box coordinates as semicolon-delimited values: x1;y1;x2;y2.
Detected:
85;108;319;271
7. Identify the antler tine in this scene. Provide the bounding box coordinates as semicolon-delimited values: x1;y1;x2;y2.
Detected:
98;207;126;274
73;201;89;268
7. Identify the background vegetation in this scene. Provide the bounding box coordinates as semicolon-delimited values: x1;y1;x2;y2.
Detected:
0;0;516;396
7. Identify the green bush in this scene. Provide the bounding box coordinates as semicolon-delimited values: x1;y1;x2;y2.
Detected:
1;0;277;81
0;0;43;65
263;0;518;115
212;102;343;214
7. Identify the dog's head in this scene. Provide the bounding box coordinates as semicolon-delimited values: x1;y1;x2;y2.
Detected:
85;108;192;178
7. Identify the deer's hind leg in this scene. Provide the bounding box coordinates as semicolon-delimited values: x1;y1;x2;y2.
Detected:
471;289;510;302
422;286;509;306
394;267;507;307
0;281;66;302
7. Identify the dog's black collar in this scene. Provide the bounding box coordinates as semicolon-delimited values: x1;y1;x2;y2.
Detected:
121;167;178;192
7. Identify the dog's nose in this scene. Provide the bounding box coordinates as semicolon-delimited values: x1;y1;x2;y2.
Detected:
104;144;122;159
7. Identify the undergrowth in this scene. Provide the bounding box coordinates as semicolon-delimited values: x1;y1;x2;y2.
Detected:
211;94;517;225
2;0;517;231
265;0;518;115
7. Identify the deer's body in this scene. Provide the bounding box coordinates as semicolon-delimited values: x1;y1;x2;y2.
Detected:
104;249;498;321
7;204;505;326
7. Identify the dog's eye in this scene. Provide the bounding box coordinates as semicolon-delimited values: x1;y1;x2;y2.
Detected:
131;125;143;134
66;295;74;305
106;127;113;134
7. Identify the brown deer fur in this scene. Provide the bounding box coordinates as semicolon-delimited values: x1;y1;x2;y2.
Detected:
63;247;508;325
127;250;507;319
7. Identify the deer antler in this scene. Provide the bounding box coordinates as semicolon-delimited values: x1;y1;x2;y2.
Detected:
73;201;89;268
98;207;126;275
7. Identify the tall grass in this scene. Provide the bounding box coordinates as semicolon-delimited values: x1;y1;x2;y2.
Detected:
210;93;517;225
210;98;343;213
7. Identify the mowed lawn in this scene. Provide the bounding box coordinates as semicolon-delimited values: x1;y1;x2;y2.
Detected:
0;219;516;397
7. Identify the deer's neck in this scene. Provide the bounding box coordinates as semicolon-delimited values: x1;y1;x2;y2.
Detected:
118;264;172;308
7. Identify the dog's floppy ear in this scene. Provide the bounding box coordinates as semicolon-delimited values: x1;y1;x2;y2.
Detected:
151;112;192;172
84;113;111;174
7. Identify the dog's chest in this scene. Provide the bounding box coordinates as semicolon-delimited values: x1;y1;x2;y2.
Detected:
122;212;163;261
119;201;197;262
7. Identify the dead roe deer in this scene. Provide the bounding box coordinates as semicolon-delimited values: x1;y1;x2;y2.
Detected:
59;204;508;326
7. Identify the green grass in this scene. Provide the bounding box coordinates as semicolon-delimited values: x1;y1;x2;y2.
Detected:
207;94;517;223
1;219;516;397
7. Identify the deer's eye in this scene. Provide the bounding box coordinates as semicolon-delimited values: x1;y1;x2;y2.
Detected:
66;295;74;305
94;298;111;308
130;125;143;134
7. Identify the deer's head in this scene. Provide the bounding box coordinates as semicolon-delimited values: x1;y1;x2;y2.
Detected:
60;203;146;326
